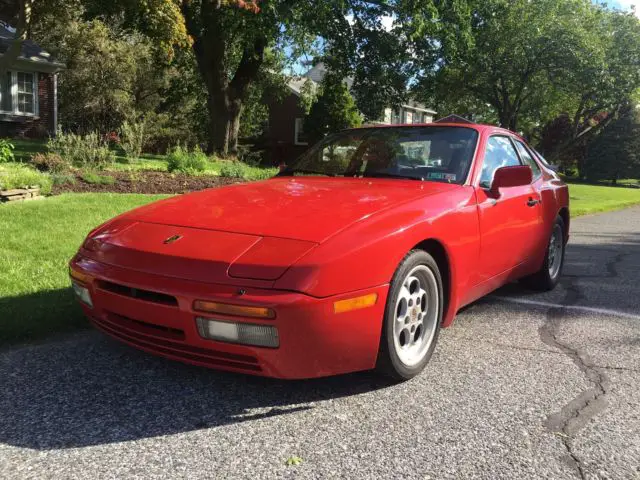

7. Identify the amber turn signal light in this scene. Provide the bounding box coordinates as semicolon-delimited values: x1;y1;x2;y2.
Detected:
334;293;378;314
69;266;92;285
193;300;276;319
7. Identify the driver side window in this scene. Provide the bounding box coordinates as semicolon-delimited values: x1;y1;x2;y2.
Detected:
479;136;522;188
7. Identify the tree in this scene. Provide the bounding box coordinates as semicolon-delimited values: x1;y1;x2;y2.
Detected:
0;0;33;75
305;72;362;143
87;0;472;156
418;0;601;131
583;103;640;183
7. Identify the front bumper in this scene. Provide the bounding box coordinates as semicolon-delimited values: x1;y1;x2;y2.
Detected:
70;255;389;379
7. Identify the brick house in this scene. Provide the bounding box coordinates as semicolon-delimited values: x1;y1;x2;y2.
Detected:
0;24;65;138
265;64;437;163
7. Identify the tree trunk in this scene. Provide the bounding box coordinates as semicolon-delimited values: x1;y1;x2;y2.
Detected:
182;0;266;157
0;0;32;75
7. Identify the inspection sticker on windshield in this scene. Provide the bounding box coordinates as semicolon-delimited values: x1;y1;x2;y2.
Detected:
426;172;457;182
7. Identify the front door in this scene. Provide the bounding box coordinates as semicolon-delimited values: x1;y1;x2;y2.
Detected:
475;135;543;283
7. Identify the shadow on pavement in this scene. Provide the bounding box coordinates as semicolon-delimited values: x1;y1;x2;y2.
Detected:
0;327;395;450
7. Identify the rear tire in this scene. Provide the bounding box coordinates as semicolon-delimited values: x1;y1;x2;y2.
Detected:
377;250;443;381
521;216;566;291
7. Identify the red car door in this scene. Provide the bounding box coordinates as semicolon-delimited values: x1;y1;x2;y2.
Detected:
475;135;544;284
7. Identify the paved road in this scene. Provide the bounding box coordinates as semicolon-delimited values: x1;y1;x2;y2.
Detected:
1;207;639;480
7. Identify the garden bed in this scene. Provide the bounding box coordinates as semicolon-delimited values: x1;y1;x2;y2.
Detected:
52;171;245;195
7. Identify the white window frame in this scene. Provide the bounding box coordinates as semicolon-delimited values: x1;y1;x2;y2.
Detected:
383;108;392;124
294;117;308;146
0;70;39;117
405;111;413;124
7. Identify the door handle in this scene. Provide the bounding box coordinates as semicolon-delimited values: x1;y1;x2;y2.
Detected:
527;198;541;207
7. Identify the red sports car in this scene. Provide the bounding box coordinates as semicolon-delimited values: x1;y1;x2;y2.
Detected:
70;123;569;380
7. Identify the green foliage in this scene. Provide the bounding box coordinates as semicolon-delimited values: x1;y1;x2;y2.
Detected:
120;117;148;160
50;173;77;186
48;131;115;169
81;172;117;185
0;164;53;194
305;72;362;143
166;146;208;174
584;104;640;183
0;139;15;163
219;161;276;180
30;153;70;174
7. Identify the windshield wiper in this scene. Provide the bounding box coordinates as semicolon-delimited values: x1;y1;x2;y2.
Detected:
278;169;336;177
363;172;424;181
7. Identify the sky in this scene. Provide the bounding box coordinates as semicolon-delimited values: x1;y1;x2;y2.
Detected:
606;0;640;17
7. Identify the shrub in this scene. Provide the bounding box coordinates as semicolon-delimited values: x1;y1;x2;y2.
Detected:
120;118;148;160
0;139;15;163
31;153;70;173
167;146;207;174
50;173;77;186
0;164;52;194
48;130;115;169
219;161;246;179
81;172;116;185
219;160;277;181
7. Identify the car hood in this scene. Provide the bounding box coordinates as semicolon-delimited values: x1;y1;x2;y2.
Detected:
124;177;455;243
80;177;457;284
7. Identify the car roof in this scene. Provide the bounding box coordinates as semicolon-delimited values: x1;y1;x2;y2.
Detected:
343;122;528;143
346;122;512;134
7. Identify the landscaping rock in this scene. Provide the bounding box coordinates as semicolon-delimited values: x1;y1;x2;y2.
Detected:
1;187;42;203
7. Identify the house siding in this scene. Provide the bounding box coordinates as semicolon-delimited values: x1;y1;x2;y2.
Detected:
265;92;310;164
0;72;55;138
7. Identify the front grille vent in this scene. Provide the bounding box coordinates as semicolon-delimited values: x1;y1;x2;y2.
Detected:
97;280;179;307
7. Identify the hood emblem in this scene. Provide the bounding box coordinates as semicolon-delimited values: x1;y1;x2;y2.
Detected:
163;234;183;245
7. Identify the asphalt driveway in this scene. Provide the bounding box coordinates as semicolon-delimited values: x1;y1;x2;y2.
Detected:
1;206;639;479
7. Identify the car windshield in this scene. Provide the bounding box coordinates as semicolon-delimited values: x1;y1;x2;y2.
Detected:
281;126;479;184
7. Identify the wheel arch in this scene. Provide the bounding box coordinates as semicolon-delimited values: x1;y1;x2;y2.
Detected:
412;238;454;328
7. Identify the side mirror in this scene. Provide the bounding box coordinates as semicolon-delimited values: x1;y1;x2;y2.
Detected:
490;165;532;197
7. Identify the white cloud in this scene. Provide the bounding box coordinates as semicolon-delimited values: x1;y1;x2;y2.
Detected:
345;13;394;31
613;0;640;17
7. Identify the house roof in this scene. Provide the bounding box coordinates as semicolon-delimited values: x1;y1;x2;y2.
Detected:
287;62;435;114
0;23;65;72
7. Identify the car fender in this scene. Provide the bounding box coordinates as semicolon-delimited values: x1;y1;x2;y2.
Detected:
275;186;481;325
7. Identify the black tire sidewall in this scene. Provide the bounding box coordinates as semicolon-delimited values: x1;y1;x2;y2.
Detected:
543;216;566;287
379;250;444;380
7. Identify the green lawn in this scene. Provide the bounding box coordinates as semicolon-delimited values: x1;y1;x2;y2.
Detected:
568;183;640;217
0;193;168;347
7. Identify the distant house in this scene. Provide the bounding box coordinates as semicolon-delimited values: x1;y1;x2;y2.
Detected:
265;63;437;163
0;24;65;138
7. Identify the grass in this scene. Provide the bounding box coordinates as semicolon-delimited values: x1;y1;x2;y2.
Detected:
81;172;117;185
0;163;53;194
568;183;640;217
0;193;169;346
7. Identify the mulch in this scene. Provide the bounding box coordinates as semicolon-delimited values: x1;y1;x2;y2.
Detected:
51;171;245;195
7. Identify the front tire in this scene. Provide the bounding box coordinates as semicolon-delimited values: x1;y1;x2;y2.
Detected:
377;250;444;381
521;215;566;291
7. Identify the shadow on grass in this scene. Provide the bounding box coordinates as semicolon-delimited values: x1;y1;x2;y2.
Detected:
0;287;89;347
11;138;47;163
